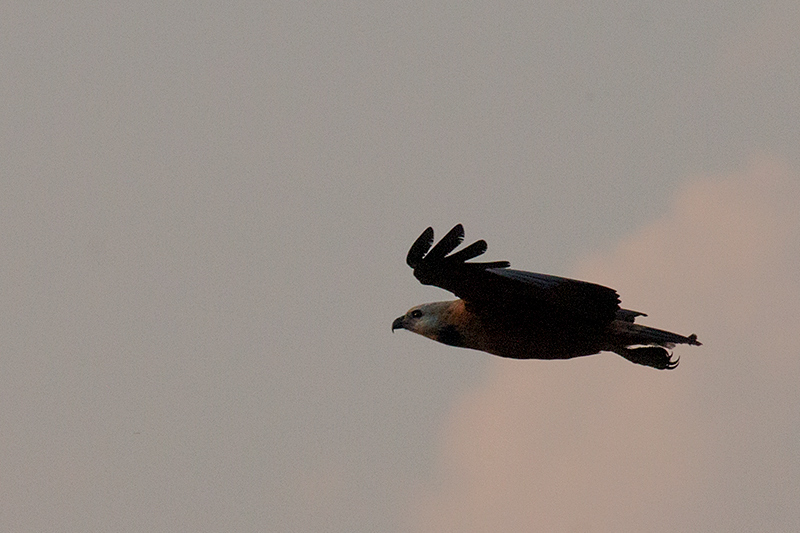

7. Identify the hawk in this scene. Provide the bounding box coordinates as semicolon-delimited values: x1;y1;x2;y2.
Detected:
392;225;700;369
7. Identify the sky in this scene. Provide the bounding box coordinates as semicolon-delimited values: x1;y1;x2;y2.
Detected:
1;2;799;532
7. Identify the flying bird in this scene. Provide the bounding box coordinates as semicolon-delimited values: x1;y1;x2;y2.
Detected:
392;225;701;369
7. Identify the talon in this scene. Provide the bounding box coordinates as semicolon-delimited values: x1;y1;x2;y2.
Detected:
665;354;680;370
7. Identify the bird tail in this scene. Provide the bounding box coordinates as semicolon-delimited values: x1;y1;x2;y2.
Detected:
614;322;702;349
610;322;701;370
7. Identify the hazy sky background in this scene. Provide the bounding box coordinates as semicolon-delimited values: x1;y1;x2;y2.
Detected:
2;2;799;532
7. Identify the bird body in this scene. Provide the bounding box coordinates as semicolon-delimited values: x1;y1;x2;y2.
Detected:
392;225;701;369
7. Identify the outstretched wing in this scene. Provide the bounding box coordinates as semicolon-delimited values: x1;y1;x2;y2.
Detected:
406;224;621;326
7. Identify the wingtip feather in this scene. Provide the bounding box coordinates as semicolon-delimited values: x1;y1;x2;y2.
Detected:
446;239;487;263
406;227;434;268
425;224;465;261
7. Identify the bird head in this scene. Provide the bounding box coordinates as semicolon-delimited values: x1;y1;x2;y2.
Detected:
392;301;461;345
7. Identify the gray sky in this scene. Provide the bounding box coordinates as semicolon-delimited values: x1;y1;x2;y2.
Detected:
1;2;799;532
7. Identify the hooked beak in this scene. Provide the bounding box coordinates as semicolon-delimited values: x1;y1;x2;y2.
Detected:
391;316;405;332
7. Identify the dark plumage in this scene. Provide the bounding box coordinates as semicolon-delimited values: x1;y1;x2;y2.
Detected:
392;225;701;369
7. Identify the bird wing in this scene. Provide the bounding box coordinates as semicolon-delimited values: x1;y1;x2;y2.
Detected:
406;224;621;325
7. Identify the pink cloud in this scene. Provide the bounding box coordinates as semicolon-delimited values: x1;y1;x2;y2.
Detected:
409;159;800;532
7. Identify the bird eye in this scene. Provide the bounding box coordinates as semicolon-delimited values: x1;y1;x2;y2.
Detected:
410;309;423;319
